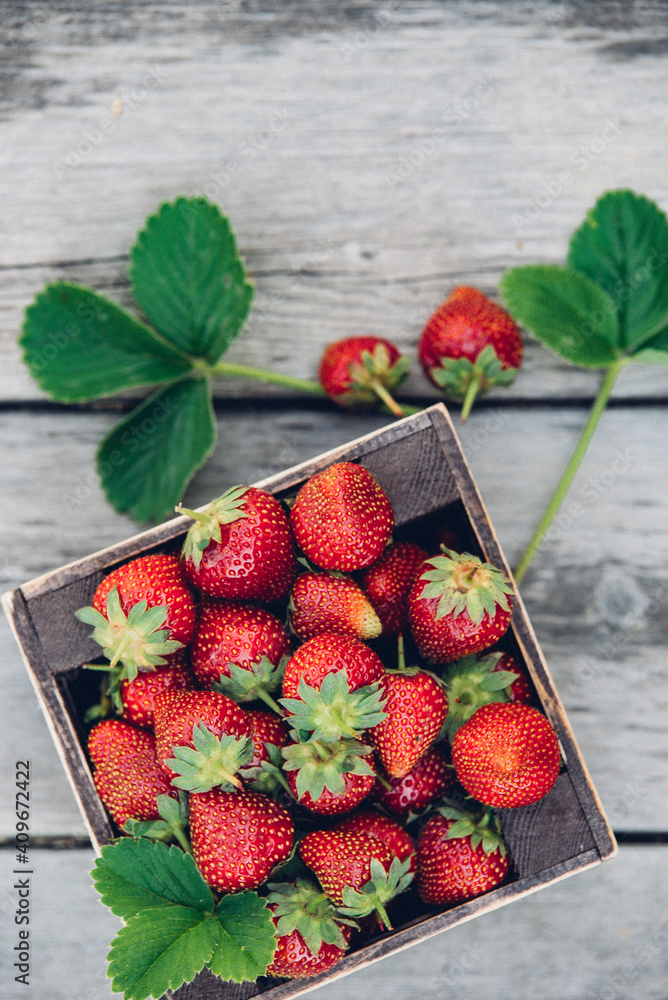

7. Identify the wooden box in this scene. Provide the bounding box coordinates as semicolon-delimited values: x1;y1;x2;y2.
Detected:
2;403;616;1000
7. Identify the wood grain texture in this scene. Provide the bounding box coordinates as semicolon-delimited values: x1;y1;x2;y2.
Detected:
2;1;668;403
1;845;665;1000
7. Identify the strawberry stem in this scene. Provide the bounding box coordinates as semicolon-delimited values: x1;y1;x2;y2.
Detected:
397;632;406;673
369;377;406;419
255;689;285;718
206;360;327;396
460;372;482;422
513;358;628;584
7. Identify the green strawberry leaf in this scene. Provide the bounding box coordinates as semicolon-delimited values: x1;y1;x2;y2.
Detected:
130;197;254;364
91;838;214;920
567;189;668;352
209;892;278;982
20;283;190;402
96;376;217;522
108;906;221;1000
499;264;620;367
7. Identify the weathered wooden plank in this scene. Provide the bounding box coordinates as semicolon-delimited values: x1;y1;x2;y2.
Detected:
0;844;664;1000
0;403;666;837
3;2;668;401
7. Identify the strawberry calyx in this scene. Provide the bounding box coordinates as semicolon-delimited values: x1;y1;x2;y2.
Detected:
75;587;184;681
280;671;388;743
239;742;292;798
339;343;411;417
417;548;514;625
212;655;289;715
176;484;249;570
123;791;192;854
436;802;508;858
265;878;357;955
165;722;254;793
282;737;375;802
429;344;518;421
337;855;414;930
438;653;519;739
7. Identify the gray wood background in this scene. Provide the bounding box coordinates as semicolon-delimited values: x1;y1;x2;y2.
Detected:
1;2;667;998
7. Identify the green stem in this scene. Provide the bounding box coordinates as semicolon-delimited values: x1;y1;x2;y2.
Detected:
207;360;327;396
460;372;482;422
369;377;406;419
513;358;628;584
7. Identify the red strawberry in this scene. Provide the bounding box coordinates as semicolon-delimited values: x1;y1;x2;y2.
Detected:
318;336;410;418
408;548;514;664
451;702;561;808
120;652;195;729
238;709;290;795
178;485;297;602
189;599;291;707
289;571;382;642
281;633;387;743
290;462;394;572
494;652;533;704
282;632;385;699
285;763;375;816
418;285;523;420
153;689;252;791
189;788;294;892
334;809;416;873
361;541;428;636
438;650;532;740
76;553;196;678
374;744;456;817
369;670;448;778
87;719;177;830
417;805;510;906
265;879;353;980
299;829;413;929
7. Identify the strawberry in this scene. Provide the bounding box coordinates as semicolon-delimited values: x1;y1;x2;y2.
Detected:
265;879;354;980
361;541;428;636
417;804;510;906
334;809;416;874
120;652;195;729
318;336;410;418
408;548;514;663
289;462;394;572
237;709;290;796
373;744;456;817
288;571;382;642
76;553;196;679
283;738;376;816
451;702;561;808
282;632;386;699
280;633;387;743
177;485;297;602
438;650;531;740
153;689;253;792
299;829;413;929
494;651;533;704
189;788;294;892
369;670;448;778
189;599;291;708
87;719;177;830
418;285;523;420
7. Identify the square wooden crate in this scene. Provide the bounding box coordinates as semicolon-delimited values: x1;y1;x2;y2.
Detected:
3;403;616;1000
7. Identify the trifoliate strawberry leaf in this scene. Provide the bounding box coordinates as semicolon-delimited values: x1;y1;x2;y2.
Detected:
20;283;191;403
96;376;217;522
108;906;221;1000
499;264;620;367
91;838;214;920
209;892;277;983
567;189;668;352
130;197;254;364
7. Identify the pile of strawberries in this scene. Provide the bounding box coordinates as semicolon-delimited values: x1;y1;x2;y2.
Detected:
79;461;561;982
